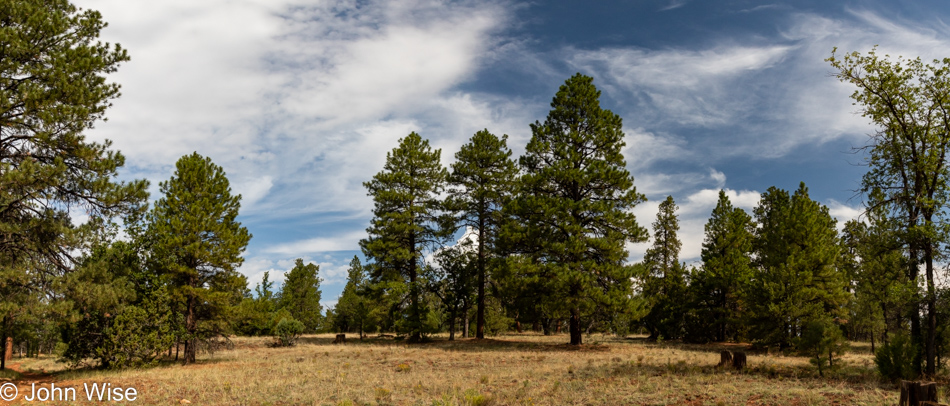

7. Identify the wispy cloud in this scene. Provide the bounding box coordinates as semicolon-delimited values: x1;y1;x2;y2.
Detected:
659;0;687;12
263;231;366;256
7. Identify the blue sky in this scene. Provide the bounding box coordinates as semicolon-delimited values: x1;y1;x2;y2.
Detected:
74;0;950;309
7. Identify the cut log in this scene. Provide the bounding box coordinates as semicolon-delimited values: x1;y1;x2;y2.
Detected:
718;350;732;367
731;351;747;370
900;381;940;406
332;334;346;344
917;382;939;406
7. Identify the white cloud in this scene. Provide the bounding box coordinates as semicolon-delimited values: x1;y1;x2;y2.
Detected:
570;44;794;128
263;231;366;256
76;0;515;219
623;127;690;170
630;186;761;264
660;0;688;12
566;9;950;161
826;199;864;229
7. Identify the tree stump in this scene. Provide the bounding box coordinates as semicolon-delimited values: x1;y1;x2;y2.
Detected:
332;334;346;344
899;381;940;406
731;351;747;370
718;350;733;367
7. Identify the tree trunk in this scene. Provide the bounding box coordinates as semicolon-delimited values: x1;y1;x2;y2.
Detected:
463;313;470;338
925;244;937;375
871;329;876;354
0;316;7;371
449;309;456;341
909;248;923;375
569;309;582;345
883;301;890;346
184;288;197;364
408;231;422;342
476;216;486;339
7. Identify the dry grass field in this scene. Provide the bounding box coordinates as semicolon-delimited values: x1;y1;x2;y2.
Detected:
0;333;917;405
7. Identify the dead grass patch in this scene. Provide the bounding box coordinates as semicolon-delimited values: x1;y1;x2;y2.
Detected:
0;333;902;405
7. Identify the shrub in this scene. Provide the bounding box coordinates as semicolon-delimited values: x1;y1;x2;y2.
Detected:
273;317;305;347
875;334;917;381
797;318;848;377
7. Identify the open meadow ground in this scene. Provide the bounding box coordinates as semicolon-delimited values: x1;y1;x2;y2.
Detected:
0;333;914;405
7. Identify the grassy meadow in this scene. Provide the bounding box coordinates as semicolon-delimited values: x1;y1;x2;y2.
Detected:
0;333;910;405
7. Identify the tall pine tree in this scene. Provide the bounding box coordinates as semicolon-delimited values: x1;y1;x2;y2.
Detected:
446;129;517;339
335;256;375;338
642;196;687;340
507;73;648;345
277;259;323;333
150;153;251;364
361;132;449;342
689;190;754;342
747;183;846;349
0;0;147;369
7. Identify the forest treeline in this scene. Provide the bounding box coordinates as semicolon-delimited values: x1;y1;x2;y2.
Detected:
1;0;949;382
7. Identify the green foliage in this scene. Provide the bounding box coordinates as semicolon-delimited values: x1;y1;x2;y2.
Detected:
840;204;913;352
334;256;377;337
60;239;178;369
747;183;846;349
504;73;648;345
0;0;147;370
97;288;177;369
642;196;687;339
278;259;323;333
829;46;950;375
447;129;518;339
273;317;304;347
798;318;848;377
687;190;754;343
150;152;251;364
361;133;449;341
428;243;477;339
641;196;688;340
875;334;919;381
482;296;512;337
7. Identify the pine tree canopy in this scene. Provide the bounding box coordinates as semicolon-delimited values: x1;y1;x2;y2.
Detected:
278;259;323;333
508;73;648;345
150;152;251;363
447;129;517;339
361;132;449;341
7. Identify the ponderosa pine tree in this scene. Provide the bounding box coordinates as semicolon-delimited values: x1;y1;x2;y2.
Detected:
689;190;754;342
335;256;375;338
150;153;251;364
642;196;687;340
506;73;648;345
277;259;323;333
747;183;847;349
828;47;950;375
446;129;517;339
361;132;449;342
0;0;148;369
